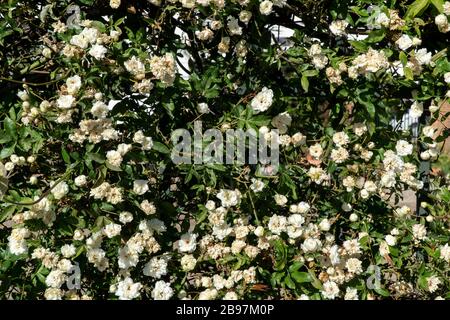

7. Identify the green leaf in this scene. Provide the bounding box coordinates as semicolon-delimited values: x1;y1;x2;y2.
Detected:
273;239;288;271
431;0;444;12
0;176;8;198
399;51;408;67
288;261;304;273
0;145;15;159
152;141;170;154
349;40;368;52
291;271;312;283
87;152;105;164
356;90;376;119
0;205;15;222
366;29;386;43
284;274;296;289
61;147;71;164
404;66;414;80
4;117;17;140
106;162;122;171
374;287;390;297
301;74;309;92
405;0;431;19
0;131;12;144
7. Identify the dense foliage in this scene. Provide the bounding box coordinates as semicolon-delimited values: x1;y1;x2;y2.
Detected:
0;0;449;300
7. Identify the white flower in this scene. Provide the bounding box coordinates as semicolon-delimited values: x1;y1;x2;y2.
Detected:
250;178;265;193
439;244;450;262
330;147;349;163
195;28;214;41
321;281;339;299
343;239;361;255
351;48;389;75
199;288;218;300
274;194;288;206
332;132;350;147
301;238;321;253
380;171;396;188
250;87;273;113
223;292;238;300
140;200;156;215
143;256;168;278
119;211;133;224
395;140;413;156
61;244;76;258
385;234;397;246
259;1;273;15
239;10;252;24
57;95;75;109
103;223;122;238
344;287;358;300
70;34;89;49
80;27;99;44
435;14;449;29
180;254;197;271
268;215;287;235
329;20;348;36
445;71;450;84
330;245;340;265
181;0;196;8
422;126;435;138
217;189;241;207
115;277;142;300
396;34;413;51
91;101;108;118
428;101;438;113
133;180;149;195
297;201;310;214
410;101;423;118
345;258;363;274
212;223;233;240
110;0;121;9
291;132;306;145
44;288;63;300
51;181;69;200
178;233;198;253
74;175;87;187
57;259;73;272
197;102;210;114
288;214;305;228
353;123;367;136
124;56;146;79
89;44;107;60
45;270;66;288
309;143;323;159
151;280;173;300
66;75;82;95
427;276;441;293
444;1;450;15
17;90;29;101
319;219;331;232
106;150;123;168
205;200;216;211
271;112;292;134
415;48;432;65
150;53;176;85
412;224;427;240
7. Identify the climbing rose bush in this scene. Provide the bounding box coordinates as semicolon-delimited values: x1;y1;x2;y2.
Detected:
0;0;449;300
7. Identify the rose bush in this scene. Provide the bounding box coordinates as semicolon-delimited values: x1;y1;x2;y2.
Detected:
0;0;449;300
